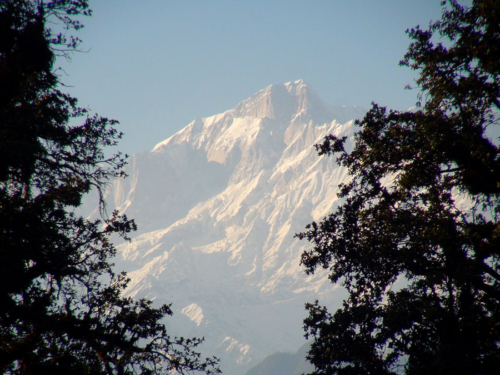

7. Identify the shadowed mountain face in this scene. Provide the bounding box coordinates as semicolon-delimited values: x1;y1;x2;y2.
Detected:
88;80;362;374
245;343;314;375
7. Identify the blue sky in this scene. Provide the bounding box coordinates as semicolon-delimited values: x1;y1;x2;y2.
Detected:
58;0;445;156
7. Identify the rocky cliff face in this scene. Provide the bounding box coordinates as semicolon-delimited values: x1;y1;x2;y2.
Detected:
100;80;363;374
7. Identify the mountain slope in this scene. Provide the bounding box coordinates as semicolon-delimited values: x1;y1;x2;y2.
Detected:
103;80;361;374
245;343;314;375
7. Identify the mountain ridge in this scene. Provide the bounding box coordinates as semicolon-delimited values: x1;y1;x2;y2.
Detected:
91;81;362;374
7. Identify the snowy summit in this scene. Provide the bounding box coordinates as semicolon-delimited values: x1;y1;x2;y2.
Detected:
94;81;365;375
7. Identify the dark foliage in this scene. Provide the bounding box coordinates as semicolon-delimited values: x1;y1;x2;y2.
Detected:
297;1;500;374
0;1;219;374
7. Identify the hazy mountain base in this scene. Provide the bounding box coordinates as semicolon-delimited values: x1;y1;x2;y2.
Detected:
82;81;363;374
245;343;314;375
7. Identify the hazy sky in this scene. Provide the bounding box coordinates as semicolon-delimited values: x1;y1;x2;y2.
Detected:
58;0;445;156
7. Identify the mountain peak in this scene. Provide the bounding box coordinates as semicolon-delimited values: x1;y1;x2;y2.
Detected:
152;81;365;154
284;79;306;91
233;80;333;124
95;79;361;375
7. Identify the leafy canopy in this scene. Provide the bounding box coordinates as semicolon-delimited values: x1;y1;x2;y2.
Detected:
297;1;500;374
0;1;219;374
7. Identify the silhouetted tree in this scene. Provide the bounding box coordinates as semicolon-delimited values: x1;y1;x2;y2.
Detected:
297;1;500;374
0;1;219;374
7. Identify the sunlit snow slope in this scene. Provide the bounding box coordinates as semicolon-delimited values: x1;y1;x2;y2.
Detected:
104;80;364;374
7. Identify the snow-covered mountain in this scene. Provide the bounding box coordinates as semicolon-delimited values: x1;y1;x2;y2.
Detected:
102;80;364;374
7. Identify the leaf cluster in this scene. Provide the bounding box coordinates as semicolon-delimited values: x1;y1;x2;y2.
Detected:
0;1;220;374
297;1;500;374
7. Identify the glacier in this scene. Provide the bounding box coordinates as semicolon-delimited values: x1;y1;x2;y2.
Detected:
95;80;365;374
